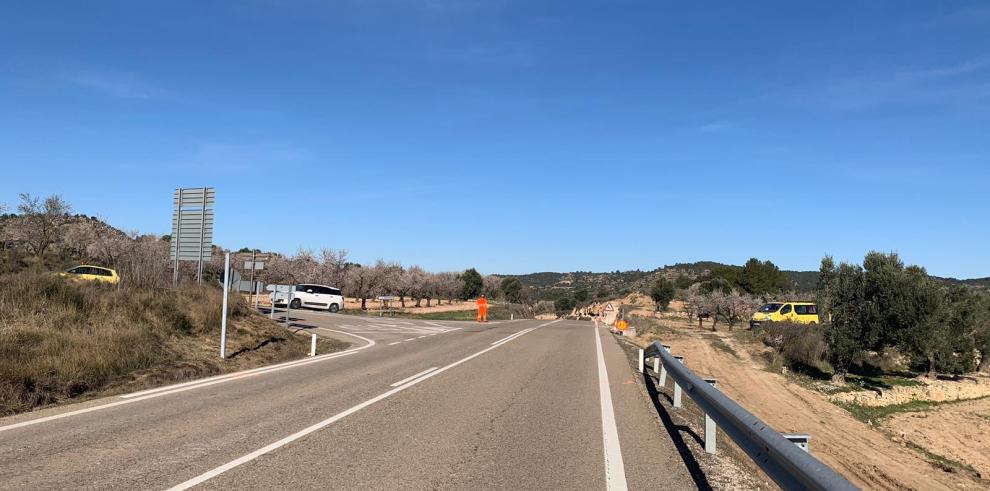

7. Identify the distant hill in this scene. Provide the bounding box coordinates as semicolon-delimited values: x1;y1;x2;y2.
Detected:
506;261;988;301
933;276;990;290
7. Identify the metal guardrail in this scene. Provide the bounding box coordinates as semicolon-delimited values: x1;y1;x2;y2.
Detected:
642;341;858;491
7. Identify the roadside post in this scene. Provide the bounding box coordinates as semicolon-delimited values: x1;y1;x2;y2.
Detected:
285;286;294;327
672;355;684;408
658;345;672;387
704;378;718;453
220;252;231;359
310;333;317;357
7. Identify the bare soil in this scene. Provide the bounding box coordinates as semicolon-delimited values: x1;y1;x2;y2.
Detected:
624;322;984;489
884;396;990;480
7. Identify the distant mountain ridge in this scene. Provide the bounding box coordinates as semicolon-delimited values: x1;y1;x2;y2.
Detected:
505;261;988;301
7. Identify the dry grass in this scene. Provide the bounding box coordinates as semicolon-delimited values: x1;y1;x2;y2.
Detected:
0;271;347;416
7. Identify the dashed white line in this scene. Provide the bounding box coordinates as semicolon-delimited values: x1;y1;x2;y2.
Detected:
388;341;402;346
389;367;438;387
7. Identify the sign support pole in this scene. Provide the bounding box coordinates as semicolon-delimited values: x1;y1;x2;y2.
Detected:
220;252;231;359
173;188;183;286
196;186;207;283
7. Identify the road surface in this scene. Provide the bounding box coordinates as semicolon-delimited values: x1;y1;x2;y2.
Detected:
0;311;695;490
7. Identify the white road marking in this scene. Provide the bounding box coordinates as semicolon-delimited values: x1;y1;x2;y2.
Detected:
404;338;417;342
389;367;438;387
490;328;534;346
0;330;376;434
388;341;402;346
594;326;628;491
167;320;560;490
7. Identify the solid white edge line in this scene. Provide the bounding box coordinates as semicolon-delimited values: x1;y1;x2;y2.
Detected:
0;330;376;434
389;367;438;387
594;326;628;491
167;320;561;490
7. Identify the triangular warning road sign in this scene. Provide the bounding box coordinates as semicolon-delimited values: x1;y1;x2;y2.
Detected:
604;302;614;312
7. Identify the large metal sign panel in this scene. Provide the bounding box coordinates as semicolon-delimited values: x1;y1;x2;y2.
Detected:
170;187;215;262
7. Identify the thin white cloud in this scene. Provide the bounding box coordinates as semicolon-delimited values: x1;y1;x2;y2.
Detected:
698;121;735;133
66;69;161;99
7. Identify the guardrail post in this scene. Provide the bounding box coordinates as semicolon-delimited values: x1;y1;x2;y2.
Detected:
784;434;811;453
704;378;718;453
673;356;684;408
310;333;317;357
653;356;660;373
638;349;644;373
658;345;671;387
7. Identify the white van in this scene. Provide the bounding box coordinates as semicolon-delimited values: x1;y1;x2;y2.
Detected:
272;284;344;312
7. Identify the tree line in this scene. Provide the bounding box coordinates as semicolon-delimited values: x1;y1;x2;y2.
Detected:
0;193;508;308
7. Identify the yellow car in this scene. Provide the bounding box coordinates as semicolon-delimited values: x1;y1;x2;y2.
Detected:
750;302;819;328
58;265;120;284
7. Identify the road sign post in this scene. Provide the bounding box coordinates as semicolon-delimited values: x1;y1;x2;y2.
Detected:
220;252;231;359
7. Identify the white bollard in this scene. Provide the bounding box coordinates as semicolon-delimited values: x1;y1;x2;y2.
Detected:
704;379;718;453
638;349;644;373
310;333;317;357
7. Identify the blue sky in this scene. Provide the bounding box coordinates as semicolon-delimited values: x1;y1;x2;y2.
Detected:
2;1;988;278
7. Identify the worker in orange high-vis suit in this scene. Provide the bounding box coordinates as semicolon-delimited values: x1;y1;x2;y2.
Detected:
476;295;488;323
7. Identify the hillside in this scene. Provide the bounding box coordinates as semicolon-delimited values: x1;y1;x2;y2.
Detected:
506;261;988;301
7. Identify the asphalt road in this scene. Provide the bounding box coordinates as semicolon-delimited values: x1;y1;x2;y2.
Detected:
0;310;695;490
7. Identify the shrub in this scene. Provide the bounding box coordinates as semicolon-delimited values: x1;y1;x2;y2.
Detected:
0;270;321;415
759;322;831;377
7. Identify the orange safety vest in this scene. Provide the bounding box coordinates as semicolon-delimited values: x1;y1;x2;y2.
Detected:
477;298;488;308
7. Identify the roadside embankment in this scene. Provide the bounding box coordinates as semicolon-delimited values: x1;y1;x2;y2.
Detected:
0;271;348;416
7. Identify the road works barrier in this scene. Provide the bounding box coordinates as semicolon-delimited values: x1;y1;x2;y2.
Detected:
641;341;857;491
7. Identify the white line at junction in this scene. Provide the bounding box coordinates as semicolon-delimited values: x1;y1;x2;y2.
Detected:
390;367;438;387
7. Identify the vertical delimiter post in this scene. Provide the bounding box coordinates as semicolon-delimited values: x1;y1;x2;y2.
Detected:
220;252;231;359
285;287;293;327
310;333;317;357
672;355;684;408
704;378;718;453
638;349;644;373
653;357;660;373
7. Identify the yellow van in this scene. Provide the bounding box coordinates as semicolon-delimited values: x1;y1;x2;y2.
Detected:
750;302;819;328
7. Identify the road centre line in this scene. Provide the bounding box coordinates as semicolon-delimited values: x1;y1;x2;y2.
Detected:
594;326;628;491
167;320;561;490
490;328;534;346
389;367;438;387
0;330;376;434
388;341;402;346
